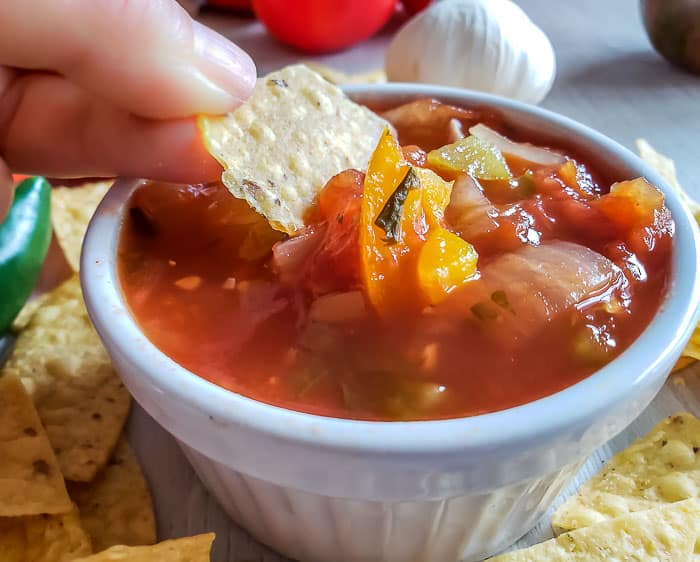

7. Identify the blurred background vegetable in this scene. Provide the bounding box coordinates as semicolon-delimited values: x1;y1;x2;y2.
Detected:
0;177;52;333
386;0;556;104
402;0;432;15
251;0;398;53
641;0;700;75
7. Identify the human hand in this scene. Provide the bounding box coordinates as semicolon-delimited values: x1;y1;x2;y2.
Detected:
0;0;256;221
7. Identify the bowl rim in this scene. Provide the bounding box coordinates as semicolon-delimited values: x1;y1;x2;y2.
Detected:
81;82;700;456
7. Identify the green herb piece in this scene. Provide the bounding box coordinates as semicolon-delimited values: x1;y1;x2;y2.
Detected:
292;365;329;398
470;301;499;321
374;167;420;244
370;370;446;420
511;170;537;199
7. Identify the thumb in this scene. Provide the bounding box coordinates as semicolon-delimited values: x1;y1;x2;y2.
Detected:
0;159;14;224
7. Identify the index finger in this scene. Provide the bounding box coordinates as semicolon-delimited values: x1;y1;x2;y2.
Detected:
0;0;256;119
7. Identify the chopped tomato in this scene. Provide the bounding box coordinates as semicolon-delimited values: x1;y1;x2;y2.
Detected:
277;170;364;295
308;170;365;293
597;178;665;229
595;177;674;263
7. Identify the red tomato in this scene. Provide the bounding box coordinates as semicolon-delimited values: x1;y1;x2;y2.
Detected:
252;0;398;53
402;0;431;15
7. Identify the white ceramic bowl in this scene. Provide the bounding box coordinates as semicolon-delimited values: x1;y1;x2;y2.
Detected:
82;84;700;562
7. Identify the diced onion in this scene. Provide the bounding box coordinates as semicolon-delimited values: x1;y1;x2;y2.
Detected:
469;123;565;166
221;277;237;290
271;225;325;281
447;118;465;143
174;275;202;290
309;291;367;324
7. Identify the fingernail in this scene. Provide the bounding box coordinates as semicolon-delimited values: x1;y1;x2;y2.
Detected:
193;22;257;108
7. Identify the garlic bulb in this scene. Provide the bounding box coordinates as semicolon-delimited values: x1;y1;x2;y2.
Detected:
385;0;556;104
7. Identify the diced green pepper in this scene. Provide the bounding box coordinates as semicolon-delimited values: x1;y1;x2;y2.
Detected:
427;136;512;180
510;170;537;199
0;177;52;333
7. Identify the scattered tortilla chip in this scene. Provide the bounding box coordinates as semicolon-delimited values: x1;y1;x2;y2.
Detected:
1;276;131;482
673;355;696;372
73;533;215;561
552;413;700;533
0;508;92;562
68;436;156;551
11;292;50;333
636;139;700;368
51;181;112;272
0;375;72;516
303;62;387;85
199;64;389;234
490;499;700;561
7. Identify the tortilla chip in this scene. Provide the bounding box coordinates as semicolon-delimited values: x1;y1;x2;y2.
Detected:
11;292;50;333
68;436;156;551
199;64;389;234
1;276;131;482
0;508;92;562
303;62;387;85
51;181;112;272
673;355;696;372
490;499;700;561
73;533;215;561
0;375;72;516
552;413;700;533
636;140;700;368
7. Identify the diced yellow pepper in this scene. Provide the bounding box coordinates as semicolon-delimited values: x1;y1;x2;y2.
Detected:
418;227;478;305
415;167;452;226
427;136;512;180
360;129;415;314
361;130;479;315
559;160;578;188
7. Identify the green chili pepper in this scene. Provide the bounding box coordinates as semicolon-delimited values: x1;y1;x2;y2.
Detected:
0;177;52;333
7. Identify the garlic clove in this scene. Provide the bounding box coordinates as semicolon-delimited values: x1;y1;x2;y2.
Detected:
385;0;557;105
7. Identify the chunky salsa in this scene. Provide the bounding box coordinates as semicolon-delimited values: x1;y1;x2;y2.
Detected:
119;99;673;421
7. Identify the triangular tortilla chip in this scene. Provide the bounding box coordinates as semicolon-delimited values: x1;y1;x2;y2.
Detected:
552;413;700;533
51;181;112;272
199;64;389;234
490;499;700;561
0;375;72;516
1;276;131;482
636;139;700;366
69;436;156;551
73;533;215;561
303;62;387;85
0;507;92;562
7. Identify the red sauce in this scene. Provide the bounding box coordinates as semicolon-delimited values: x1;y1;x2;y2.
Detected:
118;101;673;421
